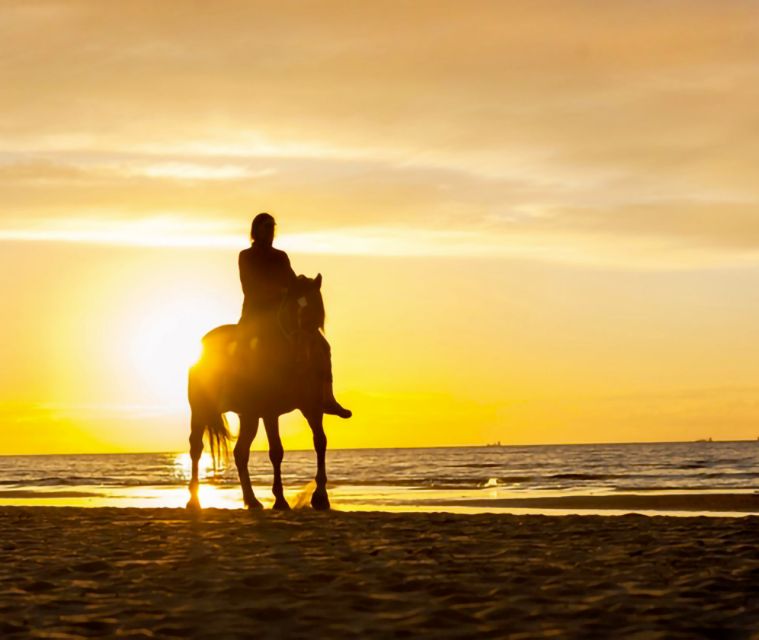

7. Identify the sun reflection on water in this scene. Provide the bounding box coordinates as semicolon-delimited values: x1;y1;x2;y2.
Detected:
154;481;244;509
172;452;227;482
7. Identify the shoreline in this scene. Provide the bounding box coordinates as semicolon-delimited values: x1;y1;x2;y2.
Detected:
1;507;757;637
1;486;758;516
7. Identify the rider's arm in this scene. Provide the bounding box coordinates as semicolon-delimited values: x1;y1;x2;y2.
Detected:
281;253;298;287
238;251;247;294
238;250;253;297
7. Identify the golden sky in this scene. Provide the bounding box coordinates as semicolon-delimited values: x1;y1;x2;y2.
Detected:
2;1;759;453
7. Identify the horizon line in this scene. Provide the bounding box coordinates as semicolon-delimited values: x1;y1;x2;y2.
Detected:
2;438;756;457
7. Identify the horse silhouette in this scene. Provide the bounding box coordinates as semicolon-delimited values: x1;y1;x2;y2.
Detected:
186;274;331;510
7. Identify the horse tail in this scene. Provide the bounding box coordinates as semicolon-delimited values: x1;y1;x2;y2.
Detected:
188;358;232;474
205;412;231;473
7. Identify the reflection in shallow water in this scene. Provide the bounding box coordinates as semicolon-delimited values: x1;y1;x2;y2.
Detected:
0;484;242;509
0;482;756;517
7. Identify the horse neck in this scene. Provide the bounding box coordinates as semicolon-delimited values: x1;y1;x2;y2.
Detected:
311;292;325;331
283;287;324;332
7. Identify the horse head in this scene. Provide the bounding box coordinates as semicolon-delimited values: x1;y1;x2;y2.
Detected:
288;273;325;334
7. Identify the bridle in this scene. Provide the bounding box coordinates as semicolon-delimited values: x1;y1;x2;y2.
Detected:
277;285;312;344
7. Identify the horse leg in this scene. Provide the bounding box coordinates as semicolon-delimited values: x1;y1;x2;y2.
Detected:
235;414;263;510
186;413;204;509
263;415;289;510
307;412;330;510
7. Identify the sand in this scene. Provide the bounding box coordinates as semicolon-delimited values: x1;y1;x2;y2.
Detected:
1;507;758;639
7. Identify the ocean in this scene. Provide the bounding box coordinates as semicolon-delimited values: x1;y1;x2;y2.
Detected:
1;441;757;514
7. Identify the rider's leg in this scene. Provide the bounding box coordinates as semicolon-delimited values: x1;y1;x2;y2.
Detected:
314;333;351;419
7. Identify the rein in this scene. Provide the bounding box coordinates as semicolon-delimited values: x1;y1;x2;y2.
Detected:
276;289;311;343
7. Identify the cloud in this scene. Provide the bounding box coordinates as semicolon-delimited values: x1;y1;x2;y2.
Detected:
135;163;276;181
1;1;759;267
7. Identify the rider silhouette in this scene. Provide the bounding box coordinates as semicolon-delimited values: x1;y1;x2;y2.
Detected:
238;213;351;419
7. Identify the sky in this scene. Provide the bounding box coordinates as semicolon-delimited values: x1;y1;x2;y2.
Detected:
2;1;759;453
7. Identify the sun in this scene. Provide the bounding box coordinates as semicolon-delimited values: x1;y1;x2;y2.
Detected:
127;292;226;402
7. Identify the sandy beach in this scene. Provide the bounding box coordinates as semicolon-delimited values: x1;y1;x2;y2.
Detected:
1;507;757;638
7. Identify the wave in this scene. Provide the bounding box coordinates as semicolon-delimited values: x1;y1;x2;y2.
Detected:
2;442;758;497
3;470;759;491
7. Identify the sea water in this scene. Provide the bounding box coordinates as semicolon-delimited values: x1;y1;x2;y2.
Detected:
1;441;757;514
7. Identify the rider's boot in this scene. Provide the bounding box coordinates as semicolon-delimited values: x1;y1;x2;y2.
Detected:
322;381;352;419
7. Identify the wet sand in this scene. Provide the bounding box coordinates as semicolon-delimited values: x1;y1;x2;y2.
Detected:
428;492;759;514
1;507;758;639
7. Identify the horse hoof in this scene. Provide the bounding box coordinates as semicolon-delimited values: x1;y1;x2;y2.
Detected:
246;498;264;510
273;497;291;511
311;490;330;511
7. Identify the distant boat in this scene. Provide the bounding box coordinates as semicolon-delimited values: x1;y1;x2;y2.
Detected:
485;441;502;448
695;437;713;443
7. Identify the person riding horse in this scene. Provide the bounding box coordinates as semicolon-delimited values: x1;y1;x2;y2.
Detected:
238;213;351;419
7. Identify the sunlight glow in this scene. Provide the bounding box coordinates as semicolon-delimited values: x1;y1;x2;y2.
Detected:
128;294;222;400
170;453;239;509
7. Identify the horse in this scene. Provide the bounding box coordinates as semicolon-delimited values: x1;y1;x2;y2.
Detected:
186;274;332;511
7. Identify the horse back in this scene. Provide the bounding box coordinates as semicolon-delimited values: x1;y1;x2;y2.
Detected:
202;324;237;346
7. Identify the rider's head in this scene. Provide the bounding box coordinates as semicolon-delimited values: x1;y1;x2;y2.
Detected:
251;212;276;248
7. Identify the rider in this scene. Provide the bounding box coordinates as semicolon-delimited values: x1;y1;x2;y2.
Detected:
238;212;351;419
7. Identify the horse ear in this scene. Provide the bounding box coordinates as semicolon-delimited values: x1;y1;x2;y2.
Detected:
315;273;322;289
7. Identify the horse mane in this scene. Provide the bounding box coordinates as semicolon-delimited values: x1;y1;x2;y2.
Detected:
313;284;326;332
